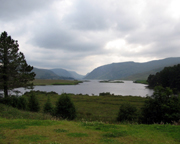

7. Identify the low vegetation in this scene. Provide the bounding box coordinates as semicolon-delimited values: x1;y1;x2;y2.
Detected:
20;91;145;122
32;79;82;86
99;80;124;83
0;87;180;143
117;103;137;122
133;80;148;84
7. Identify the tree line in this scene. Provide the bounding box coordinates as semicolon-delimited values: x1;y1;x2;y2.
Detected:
147;64;180;92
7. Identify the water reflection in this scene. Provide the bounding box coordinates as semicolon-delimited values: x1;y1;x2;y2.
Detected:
16;80;154;97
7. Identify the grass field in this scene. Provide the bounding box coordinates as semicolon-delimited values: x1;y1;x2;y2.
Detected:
0;92;180;144
23;91;145;122
0;115;180;144
32;79;82;86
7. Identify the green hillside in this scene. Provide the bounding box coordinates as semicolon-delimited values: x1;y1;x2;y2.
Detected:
32;68;74;80
84;57;180;80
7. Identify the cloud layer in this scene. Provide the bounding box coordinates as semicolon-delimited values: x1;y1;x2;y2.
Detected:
0;0;180;74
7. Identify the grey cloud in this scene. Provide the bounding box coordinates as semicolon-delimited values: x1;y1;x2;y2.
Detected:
65;0;109;31
65;0;140;32
30;27;104;53
0;0;57;21
1;0;180;74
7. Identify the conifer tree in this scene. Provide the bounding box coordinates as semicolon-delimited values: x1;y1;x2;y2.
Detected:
55;93;76;120
0;31;35;97
43;95;53;114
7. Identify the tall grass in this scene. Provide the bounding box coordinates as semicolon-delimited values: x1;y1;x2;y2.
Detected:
23;91;145;123
0;103;54;120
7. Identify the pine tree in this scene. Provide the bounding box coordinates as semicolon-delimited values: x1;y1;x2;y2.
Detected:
0;31;35;97
43;96;53;114
28;91;40;112
55;93;76;120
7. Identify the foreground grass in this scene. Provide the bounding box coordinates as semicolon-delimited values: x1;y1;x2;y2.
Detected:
0;116;180;144
0;103;54;120
0;97;180;144
32;79;82;86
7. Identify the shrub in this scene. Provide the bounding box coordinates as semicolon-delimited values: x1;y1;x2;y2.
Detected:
43;96;53;114
0;95;28;110
0;96;14;106
54;93;76;120
99;92;111;96
17;96;28;110
28;91;40;112
117;103;137;122
141;86;180;124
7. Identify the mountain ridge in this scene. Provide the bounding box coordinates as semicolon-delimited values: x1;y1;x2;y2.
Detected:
84;57;180;80
32;67;84;80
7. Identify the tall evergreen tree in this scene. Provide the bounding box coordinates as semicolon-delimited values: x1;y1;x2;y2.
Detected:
0;31;35;97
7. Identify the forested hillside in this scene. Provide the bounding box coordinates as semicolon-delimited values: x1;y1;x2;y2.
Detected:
147;64;180;91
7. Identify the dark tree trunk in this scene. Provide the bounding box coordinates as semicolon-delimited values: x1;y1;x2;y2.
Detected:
3;45;8;98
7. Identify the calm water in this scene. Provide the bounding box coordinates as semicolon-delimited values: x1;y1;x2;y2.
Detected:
16;80;154;97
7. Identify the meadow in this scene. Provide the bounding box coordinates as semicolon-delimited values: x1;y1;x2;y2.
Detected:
23;91;145;122
0;90;180;143
0;104;180;144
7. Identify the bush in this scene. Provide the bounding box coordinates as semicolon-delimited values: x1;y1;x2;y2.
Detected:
99;92;111;96
141;86;180;124
54;93;76;120
28;91;40;112
43;96;53;114
17;96;28;110
0;96;14;106
117;103;137;122
0;96;28;110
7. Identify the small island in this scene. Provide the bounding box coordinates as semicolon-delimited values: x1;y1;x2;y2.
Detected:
33;79;83;86
99;80;124;83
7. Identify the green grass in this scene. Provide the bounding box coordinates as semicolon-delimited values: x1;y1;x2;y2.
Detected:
0;117;179;144
99;80;124;83
0;103;54;120
102;131;128;138
67;133;89;137
32;79;82;86
17;135;48;142
0;94;180;143
100;138;120;144
54;129;68;133
22;91;145;123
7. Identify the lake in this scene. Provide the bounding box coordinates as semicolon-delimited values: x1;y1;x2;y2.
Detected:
15;80;154;97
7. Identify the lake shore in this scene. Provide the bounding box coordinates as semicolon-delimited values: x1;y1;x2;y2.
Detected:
17;80;153;97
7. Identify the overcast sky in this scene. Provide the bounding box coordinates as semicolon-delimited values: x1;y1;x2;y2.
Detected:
0;0;180;75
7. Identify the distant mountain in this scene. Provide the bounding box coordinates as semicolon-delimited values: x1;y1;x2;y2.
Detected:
32;68;74;80
68;71;84;80
51;68;72;78
84;57;180;80
50;68;84;80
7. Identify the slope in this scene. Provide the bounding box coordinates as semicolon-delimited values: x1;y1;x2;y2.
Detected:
32;68;74;80
84;57;180;80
